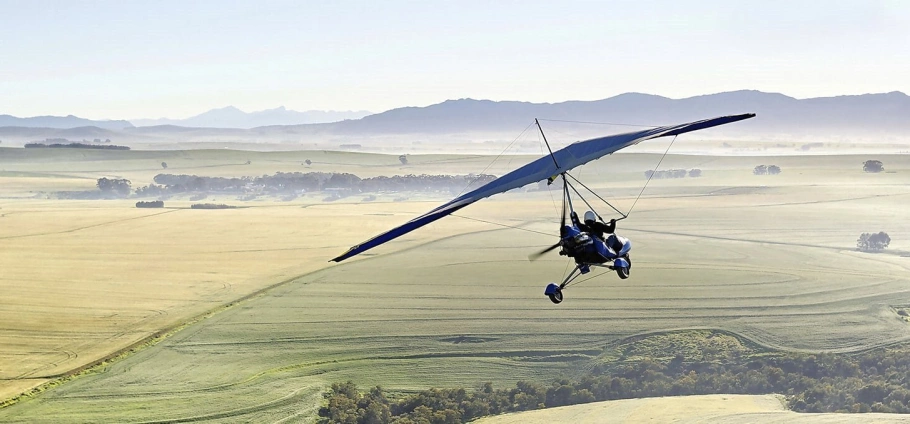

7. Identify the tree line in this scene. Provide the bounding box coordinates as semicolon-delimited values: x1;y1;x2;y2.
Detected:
24;142;130;150
318;337;910;423
644;169;702;179
133;172;497;197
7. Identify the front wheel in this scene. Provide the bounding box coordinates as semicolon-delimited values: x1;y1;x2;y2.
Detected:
616;266;630;279
548;290;564;304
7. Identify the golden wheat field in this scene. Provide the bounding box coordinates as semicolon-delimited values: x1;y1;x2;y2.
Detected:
0;147;909;421
474;394;910;423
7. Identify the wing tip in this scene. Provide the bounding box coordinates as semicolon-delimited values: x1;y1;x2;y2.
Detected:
330;245;360;263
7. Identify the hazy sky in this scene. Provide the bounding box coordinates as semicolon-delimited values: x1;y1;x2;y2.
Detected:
2;0;908;120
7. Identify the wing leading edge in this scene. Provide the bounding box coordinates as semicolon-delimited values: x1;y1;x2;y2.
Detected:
330;113;755;262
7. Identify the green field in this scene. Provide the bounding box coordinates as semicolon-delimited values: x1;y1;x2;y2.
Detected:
0;147;909;422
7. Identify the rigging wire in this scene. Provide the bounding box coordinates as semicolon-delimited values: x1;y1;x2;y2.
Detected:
453;121;536;199
564;173;626;218
447;122;543;235
626;135;678;216
451;214;554;237
566;269;612;288
537;118;659;128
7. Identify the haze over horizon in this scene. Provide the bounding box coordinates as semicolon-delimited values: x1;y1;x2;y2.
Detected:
2;0;908;120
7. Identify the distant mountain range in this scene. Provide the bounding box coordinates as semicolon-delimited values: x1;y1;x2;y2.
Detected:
323;90;910;137
2;90;909;145
130;106;372;128
0;114;133;130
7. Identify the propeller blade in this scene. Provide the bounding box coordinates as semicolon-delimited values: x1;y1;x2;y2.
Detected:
528;242;561;261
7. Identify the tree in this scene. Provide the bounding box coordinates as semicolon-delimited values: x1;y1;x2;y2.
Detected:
857;232;891;252
305;159;312;166
768;165;781;175
399;154;408;165
753;165;767;175
863;160;884;173
96;177;131;197
689;169;702;178
161;162;168;169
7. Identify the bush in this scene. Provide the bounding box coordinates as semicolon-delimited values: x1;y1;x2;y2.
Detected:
135;200;164;208
863;160;884;173
754;165;781;175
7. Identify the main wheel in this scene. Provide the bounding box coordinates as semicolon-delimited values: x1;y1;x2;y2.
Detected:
548;290;564;304
616;266;630;279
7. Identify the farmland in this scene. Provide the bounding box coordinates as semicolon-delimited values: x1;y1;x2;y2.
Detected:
0;147;909;421
474;394;910;423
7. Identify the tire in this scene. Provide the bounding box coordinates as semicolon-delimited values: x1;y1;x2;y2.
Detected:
616;266;630;279
548;290;564;304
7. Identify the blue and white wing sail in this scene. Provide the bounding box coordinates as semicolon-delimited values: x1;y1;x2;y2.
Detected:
330;113;755;262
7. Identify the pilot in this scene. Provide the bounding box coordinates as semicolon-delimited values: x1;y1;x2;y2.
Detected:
579;211;615;241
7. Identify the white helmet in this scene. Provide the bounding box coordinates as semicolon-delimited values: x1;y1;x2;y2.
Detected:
583;210;596;223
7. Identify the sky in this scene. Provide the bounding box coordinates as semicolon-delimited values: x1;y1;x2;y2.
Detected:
1;0;908;120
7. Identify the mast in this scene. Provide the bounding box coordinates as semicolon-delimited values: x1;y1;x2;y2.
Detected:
535;118;560;169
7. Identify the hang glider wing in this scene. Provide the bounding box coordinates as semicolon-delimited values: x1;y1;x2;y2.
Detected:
330;113;755;262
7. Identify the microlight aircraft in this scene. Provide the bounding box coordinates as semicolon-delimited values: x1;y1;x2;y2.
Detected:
331;113;756;303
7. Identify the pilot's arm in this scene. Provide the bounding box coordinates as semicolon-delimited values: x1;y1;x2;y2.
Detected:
604;219;616;234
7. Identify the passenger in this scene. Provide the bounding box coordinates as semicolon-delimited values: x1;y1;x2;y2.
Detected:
579;210;615;241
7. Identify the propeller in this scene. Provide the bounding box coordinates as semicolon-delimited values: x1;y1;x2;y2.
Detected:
528;242;562;261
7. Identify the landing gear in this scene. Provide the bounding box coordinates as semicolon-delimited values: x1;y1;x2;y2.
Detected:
616;266;630;279
544;265;587;304
548;289;563;304
614;254;631;279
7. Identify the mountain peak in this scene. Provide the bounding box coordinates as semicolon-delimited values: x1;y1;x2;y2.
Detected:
130;106;373;128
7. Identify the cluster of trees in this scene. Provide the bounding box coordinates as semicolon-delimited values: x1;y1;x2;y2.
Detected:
96;178;131;197
863;160;884;173
132;172;497;198
135;200;163;208
753;165;782;175
319;338;910;423
644;169;702;179
24;142;129;150
190;203;236;209
857;232;891;252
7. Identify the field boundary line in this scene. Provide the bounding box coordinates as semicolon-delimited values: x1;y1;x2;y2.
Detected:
0;265;330;410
